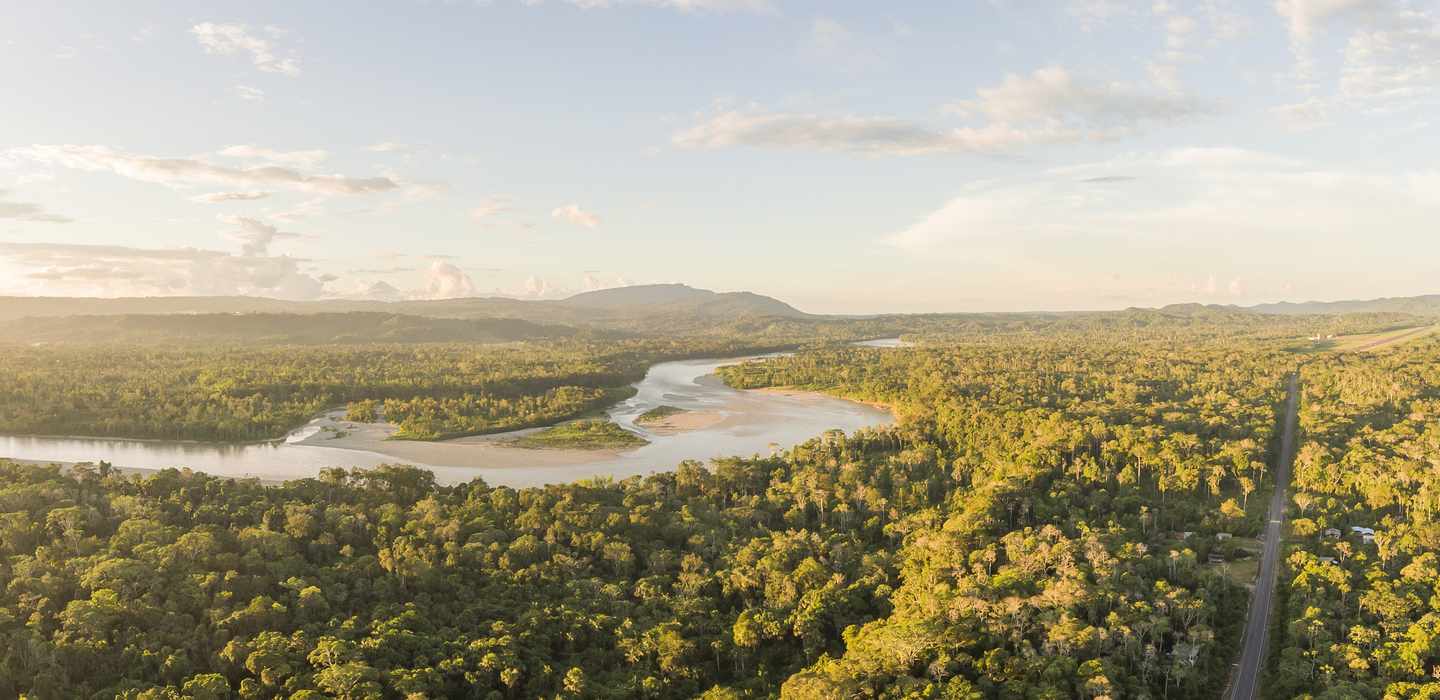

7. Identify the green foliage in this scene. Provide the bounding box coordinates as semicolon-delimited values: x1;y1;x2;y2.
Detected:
636;405;688;425
0;339;782;442
0;327;1296;698
1268;335;1440;699
510;419;650;450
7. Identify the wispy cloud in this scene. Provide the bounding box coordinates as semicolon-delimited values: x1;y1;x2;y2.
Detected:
0;242;328;299
190;191;271;204
676;66;1212;156
191;23;301;76
12;145;398;196
0;190;71;223
217;145;328;168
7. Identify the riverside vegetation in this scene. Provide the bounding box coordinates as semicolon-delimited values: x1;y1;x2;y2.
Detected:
0;314;1352;699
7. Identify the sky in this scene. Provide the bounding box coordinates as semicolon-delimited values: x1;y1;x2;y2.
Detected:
1;0;1438;314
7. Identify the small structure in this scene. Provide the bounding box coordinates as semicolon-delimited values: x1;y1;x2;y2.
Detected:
1207;552;1226;564
1216;533;1233;541
1324;528;1342;539
1179;531;1195;540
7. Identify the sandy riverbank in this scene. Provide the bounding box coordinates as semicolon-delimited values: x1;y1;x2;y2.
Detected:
635;410;727;434
293;411;627;470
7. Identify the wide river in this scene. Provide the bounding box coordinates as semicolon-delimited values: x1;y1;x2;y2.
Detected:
0;343;901;487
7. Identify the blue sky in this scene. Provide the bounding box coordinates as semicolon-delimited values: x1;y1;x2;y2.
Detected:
2;0;1437;313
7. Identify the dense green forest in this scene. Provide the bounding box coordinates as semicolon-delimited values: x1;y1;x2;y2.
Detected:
0;330;1300;698
0;339;780;442
1268;336;1440;699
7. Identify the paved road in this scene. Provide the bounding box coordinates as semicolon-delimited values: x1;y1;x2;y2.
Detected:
1230;372;1300;700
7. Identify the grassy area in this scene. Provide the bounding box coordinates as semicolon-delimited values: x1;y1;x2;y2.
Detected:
1326;325;1439;352
510;420;649;450
1208;556;1261;586
635;405;688;425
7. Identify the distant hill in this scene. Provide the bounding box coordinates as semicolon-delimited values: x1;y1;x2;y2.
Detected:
3;312;586;345
1249;294;1440;317
559;284;807;318
0;284;808;337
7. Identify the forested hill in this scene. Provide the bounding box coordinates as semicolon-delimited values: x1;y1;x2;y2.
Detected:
1249;293;1440;316
0;312;588;346
0;284;808;328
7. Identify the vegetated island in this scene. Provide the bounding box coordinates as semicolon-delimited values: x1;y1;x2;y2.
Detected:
635;405;688;425
507;419;649;450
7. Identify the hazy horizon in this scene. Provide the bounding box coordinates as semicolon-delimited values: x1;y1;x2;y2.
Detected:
4;1;1440;314
2;281;1438;319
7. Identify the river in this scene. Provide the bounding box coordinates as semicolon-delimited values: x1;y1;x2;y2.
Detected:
0;342;903;487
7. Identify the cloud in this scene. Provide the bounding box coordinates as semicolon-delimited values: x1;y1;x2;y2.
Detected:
1338;8;1440;108
190;191;271;203
949;66;1212;131
220;215;301;256
0;242;328;299
425;261;477;299
0;191;71;223
551;203;600;228
677;67;1210;156
217;145;328;168
12;145;398;196
1270;97;1332;128
884;148;1440;263
233;85;265;102
191;23;300;76
1274;0;1385;43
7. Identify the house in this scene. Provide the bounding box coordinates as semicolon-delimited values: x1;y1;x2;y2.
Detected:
1362;533;1376;545
1216;533;1233;541
1324;528;1342;539
1208;552;1226;564
1350;526;1375;536
1179;531;1195;540
1319;556;1338;565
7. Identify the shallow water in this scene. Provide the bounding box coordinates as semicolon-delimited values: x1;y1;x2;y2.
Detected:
0;344;900;487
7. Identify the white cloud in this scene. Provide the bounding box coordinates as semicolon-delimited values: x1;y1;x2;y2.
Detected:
191;23;300;76
0;242;328;299
0;190;71;223
219;215;301;256
552;203;600;228
233;85;265;102
1339;8;1440;107
191;191;272;203
12;145;398;196
425;261;477;299
677;67;1211;156
217;145;329;168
